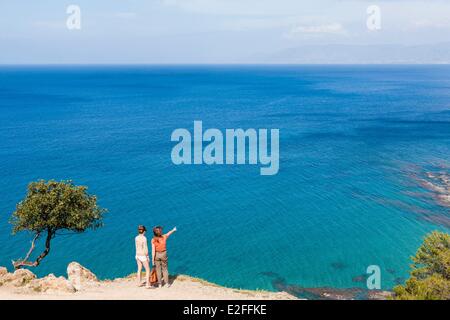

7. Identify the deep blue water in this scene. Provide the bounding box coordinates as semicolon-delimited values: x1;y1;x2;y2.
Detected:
0;65;449;296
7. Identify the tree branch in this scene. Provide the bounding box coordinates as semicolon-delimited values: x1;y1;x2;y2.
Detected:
13;230;53;269
12;232;40;269
24;232;40;261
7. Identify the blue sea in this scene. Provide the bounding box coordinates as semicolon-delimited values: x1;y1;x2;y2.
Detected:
1;65;449;298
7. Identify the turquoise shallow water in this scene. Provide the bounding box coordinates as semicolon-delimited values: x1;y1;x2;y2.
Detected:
0;65;449;297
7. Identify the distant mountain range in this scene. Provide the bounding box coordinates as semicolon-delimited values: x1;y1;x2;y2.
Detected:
259;43;450;64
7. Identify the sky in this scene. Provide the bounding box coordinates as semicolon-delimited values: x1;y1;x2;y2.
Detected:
1;0;449;63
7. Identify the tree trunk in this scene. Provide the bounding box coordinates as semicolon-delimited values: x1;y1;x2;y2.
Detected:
34;230;53;266
13;229;54;269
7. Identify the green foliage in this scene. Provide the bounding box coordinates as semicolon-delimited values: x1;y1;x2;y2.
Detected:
410;230;450;279
10;180;107;268
393;231;450;300
10;180;106;234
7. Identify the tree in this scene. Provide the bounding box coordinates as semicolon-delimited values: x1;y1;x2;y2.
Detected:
393;231;450;300
10;180;107;269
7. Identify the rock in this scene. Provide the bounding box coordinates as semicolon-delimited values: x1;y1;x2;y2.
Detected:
0;269;36;287
438;194;450;205
12;269;37;287
367;290;393;300
0;267;7;277
26;273;76;293
67;262;98;290
0;267;8;287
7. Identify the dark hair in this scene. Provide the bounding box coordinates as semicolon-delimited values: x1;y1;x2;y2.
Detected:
138;225;146;234
153;226;163;237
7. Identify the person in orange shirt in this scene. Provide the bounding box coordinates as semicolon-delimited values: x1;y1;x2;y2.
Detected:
151;225;177;288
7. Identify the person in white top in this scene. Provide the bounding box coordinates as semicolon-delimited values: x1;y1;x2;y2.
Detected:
135;225;151;288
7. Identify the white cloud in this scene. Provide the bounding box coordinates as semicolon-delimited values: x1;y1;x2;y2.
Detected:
112;12;137;19
33;21;64;29
412;19;450;29
291;23;345;34
219;15;311;31
160;0;330;16
284;23;347;39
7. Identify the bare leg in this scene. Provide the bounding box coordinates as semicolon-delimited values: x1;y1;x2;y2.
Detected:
136;259;143;286
142;259;151;288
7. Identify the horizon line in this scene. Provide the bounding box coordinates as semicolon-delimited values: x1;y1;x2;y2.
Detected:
1;62;449;67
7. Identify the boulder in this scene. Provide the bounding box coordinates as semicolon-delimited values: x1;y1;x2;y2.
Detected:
26;274;76;293
0;266;7;277
0;269;36;287
367;290;393;300
67;262;98;290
